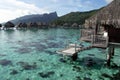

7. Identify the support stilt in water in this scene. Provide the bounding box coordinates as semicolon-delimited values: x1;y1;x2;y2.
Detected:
71;52;78;61
111;46;114;56
107;46;114;66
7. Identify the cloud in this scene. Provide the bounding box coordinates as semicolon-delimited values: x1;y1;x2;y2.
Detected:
105;0;113;3
0;0;109;23
0;0;48;23
42;0;89;16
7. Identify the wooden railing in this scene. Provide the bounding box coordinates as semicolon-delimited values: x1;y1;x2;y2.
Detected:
80;29;95;42
91;35;109;48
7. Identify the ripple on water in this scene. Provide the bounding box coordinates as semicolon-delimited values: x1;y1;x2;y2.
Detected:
0;29;120;80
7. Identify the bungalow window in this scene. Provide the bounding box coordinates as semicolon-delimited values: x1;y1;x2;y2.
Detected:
103;31;108;38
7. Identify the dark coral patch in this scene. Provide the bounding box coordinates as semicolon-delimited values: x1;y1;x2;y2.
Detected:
101;73;113;79
38;59;46;62
76;76;81;80
44;50;56;55
60;74;63;77
0;59;12;66
17;41;30;47
10;69;18;75
59;58;66;63
82;57;96;67
0;54;6;56
112;71;120;80
84;77;92;80
34;44;48;51
47;42;61;48
48;36;55;40
17;61;37;70
88;54;95;56
72;65;81;72
15;47;32;54
26;78;30;80
38;71;55;78
59;36;67;39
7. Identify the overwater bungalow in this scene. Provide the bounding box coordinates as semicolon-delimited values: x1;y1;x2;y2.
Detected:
0;24;2;29
32;22;38;28
71;23;78;28
4;21;15;29
80;0;120;66
27;22;38;28
27;22;32;28
63;23;70;28
37;22;42;28
17;23;27;29
38;22;48;29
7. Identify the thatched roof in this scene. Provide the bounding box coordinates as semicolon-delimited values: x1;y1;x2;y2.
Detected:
85;0;120;28
37;22;42;26
71;23;78;27
4;21;15;28
30;22;38;27
17;23;27;28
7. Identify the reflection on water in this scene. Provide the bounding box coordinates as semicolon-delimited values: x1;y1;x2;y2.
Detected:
0;28;120;80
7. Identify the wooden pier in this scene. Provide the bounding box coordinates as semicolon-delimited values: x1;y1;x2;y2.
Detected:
56;44;92;60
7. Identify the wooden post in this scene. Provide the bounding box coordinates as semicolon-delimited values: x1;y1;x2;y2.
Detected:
80;29;82;38
91;35;95;46
107;46;112;66
75;43;77;53
71;52;78;61
107;46;114;66
111;46;114;56
106;36;109;47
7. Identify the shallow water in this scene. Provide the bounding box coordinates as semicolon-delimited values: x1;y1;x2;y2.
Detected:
0;28;120;80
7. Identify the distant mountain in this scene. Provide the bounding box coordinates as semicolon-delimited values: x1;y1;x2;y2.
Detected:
52;8;102;26
10;12;58;25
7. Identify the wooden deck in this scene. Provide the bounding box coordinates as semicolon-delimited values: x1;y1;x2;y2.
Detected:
57;44;92;56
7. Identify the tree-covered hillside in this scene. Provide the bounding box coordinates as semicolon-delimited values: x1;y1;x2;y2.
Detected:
52;9;101;26
10;12;58;25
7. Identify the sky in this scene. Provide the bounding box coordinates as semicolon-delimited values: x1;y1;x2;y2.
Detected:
0;0;113;23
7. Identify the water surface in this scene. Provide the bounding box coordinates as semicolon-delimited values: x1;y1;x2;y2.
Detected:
0;28;120;80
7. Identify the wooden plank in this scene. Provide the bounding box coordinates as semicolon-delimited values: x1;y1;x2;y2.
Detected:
57;47;80;56
109;42;120;46
80;36;92;42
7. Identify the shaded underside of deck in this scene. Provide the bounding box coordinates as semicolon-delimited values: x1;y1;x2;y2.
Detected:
92;44;107;49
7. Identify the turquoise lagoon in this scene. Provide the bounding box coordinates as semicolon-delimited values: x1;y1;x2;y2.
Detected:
0;28;120;80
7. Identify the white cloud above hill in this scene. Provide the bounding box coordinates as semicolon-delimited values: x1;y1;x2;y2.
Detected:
0;0;48;23
0;0;110;23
